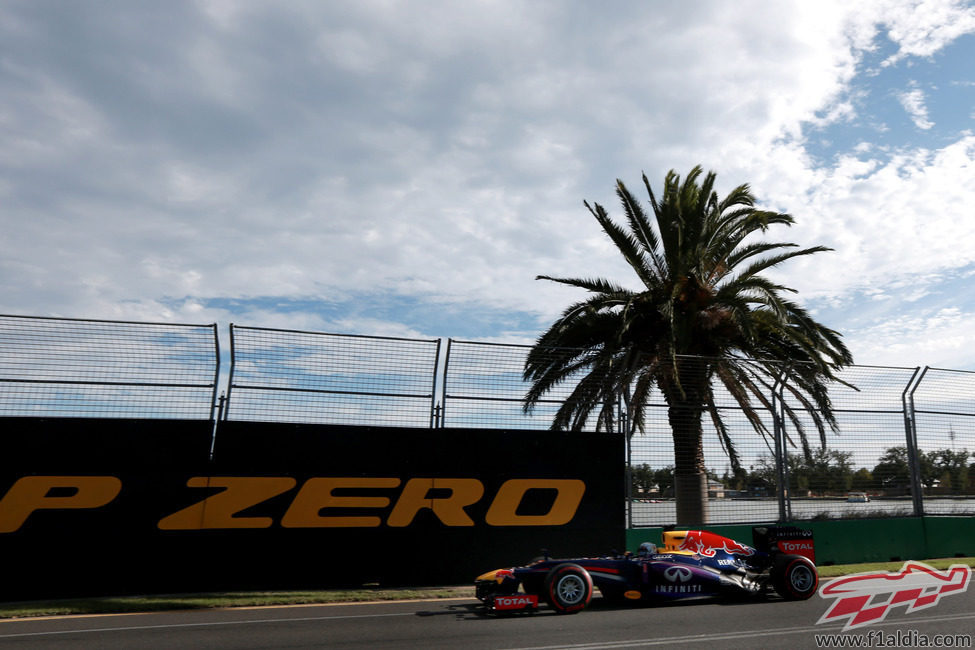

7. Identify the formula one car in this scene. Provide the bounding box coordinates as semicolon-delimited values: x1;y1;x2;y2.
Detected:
475;526;817;614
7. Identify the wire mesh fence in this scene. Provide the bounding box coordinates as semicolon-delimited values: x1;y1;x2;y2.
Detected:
3;314;974;526
441;339;619;431
443;342;975;525
911;367;975;515
442;340;563;430
0;314;219;419
628;362;975;526
224;325;441;427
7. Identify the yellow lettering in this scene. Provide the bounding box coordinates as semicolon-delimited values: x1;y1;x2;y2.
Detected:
387;478;484;527
281;478;400;528
157;477;296;530
0;475;121;533
485;479;586;526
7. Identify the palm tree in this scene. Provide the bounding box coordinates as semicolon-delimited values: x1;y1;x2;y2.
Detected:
523;165;853;525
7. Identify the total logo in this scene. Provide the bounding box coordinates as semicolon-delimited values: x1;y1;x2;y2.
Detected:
493;595;538;611
779;541;813;553
663;566;693;583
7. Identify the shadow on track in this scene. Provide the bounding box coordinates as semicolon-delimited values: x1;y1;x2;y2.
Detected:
415;591;785;621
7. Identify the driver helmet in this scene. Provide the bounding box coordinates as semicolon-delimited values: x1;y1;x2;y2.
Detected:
637;541;657;557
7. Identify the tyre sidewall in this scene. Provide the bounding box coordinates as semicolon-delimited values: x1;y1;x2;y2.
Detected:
773;554;818;600
544;563;593;614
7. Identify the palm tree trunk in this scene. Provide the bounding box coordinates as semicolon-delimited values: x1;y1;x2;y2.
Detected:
669;401;708;526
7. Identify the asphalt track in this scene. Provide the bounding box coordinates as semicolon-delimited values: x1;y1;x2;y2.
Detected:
2;581;974;650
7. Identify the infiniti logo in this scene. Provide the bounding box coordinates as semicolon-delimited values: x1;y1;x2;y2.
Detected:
664;566;692;583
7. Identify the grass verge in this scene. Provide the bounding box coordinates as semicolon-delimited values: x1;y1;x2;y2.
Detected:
2;558;973;619
815;556;975;577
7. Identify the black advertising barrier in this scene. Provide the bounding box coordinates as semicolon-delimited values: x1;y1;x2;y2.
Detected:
0;417;214;600
0;419;624;600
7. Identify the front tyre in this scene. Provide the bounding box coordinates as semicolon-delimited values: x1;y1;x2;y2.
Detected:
771;554;818;600
544;563;593;614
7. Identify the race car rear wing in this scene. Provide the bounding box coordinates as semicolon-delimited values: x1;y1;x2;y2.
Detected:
752;526;815;563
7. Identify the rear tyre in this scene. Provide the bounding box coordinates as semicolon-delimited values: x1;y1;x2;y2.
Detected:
771;554;818;600
544;563;593;614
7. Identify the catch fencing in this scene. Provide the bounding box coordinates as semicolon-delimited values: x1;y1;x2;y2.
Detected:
437;343;975;525
0;314;219;420
223;325;441;427
3;315;974;526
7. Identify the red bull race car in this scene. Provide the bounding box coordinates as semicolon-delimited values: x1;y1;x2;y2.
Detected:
475;526;818;614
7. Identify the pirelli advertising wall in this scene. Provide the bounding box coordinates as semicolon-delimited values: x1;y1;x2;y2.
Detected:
0;418;624;600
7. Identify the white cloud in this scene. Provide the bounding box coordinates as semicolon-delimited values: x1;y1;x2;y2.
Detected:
846;307;975;367
1;0;975;371
898;82;935;129
876;0;975;66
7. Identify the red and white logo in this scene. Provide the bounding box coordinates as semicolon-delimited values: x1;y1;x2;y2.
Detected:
818;561;971;631
778;540;815;562
493;594;538;611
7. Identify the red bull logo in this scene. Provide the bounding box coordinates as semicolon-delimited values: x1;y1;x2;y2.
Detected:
678;530;756;557
818;561;971;631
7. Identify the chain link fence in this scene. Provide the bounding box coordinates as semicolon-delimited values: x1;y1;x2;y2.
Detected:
910;367;975;514
627;362;975;526
440;339;614;431
224;325;441;427
3;316;973;525
441;342;975;525
0;314;219;419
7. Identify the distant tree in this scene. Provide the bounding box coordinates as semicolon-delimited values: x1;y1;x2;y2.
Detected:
873;446;936;492
804;448;854;495
721;466;749;491
631;463;656;495
750;457;778;494
873;446;911;490
851;468;874;492
926;448;969;494
786;453;811;492
654;466;676;496
524;165;852;525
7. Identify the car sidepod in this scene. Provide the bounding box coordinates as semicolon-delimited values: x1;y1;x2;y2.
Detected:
644;557;729;599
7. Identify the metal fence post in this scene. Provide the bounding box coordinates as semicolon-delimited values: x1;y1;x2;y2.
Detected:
440;339;453;427
904;367;926;517
429;338;443;428
223;323;237;422
772;369;791;522
208;323;221;422
207;323;222;461
625;433;633;530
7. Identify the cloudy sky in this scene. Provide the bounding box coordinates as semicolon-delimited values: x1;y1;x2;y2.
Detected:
2;0;975;370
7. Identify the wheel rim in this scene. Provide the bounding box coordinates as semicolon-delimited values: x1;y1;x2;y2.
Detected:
790;564;814;593
556;575;585;604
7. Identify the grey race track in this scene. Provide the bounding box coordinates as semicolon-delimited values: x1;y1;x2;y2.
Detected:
2;582;974;650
